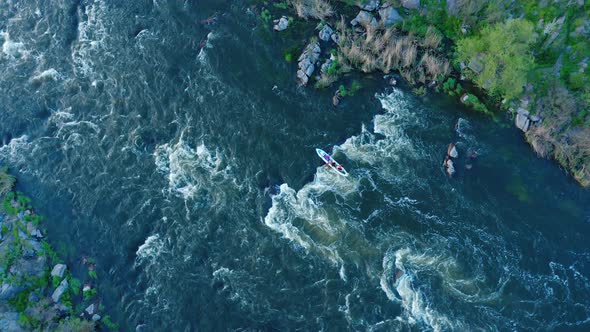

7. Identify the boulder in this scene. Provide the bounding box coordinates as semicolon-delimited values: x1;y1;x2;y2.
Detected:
92;314;102;321
51;279;68;303
530;115;542;123
0;312;26;332
357;0;380;11
468;56;484;73
297;41;321;86
515;113;531;132
445;159;456;176
379;7;403;26
273;16;289;31
516;107;529;116
318;24;333;41
51;263;67;278
351;11;378;27
85;303;96;315
448;143;458;158
0;282;25;300
401;0;420;9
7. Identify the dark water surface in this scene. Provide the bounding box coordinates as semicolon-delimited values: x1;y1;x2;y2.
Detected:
1;1;590;331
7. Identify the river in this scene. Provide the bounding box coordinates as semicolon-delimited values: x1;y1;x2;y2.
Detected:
1;1;589;330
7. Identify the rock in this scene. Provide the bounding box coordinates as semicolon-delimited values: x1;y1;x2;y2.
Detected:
28;291;40;304
445;159;456;176
0;282;25;300
318;24;333;41
273;16;289;31
304;63;315;77
460;94;469;103
51;279;68;303
85;303;96;315
83;285;92;293
357;0;380;11
297;41;321;86
321;59;333;74
379;7;403;26
0;312;26;332
331;33;340;44
92;314;102;321
333;90;341;106
516;107;530;116
351;11;378;27
515;113;531;132
51;263;67;278
401;0;420;9
468;56;484;73
10;254;47;277
530;115;542;123
448;143;458;158
31;229;43;238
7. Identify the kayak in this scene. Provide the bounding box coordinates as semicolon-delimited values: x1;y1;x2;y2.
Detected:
316;148;349;177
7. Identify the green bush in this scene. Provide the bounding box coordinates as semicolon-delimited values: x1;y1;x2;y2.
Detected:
339;84;348;97
83;287;97;301
457;19;537;101
102;315;119;330
89;270;98;279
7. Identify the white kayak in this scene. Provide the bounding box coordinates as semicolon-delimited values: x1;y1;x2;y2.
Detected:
316;148;349;177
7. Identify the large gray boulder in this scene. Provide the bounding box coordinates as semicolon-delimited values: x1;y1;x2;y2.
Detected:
51;263;67;278
51;279;68;303
515;113;531;132
356;0;380;11
297;41;321;86
401;0;420;9
379;7;403;26
351;11;378;27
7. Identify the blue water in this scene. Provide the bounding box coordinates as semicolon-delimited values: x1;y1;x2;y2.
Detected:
1;1;589;330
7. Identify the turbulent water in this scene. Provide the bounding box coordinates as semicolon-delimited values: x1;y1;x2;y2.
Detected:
1;1;590;331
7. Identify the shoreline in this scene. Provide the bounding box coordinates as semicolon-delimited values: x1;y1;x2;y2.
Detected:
0;167;117;331
257;0;590;187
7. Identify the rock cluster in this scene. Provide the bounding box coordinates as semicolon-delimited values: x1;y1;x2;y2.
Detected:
515;108;542;132
443;143;458;176
297;41;321;86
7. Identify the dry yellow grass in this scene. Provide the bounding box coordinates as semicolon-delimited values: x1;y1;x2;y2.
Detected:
290;0;333;20
422;26;443;49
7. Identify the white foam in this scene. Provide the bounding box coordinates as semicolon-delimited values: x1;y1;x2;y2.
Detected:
136;234;165;263
1;31;28;59
31;68;61;83
154;136;230;201
71;0;108;77
392;248;457;331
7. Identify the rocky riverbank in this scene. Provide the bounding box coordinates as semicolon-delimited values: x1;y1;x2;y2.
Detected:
0;167;117;331
258;0;590;187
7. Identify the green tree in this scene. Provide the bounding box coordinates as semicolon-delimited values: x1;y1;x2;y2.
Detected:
457;19;536;101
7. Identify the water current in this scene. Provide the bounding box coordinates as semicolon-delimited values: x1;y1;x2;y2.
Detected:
1;1;589;330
